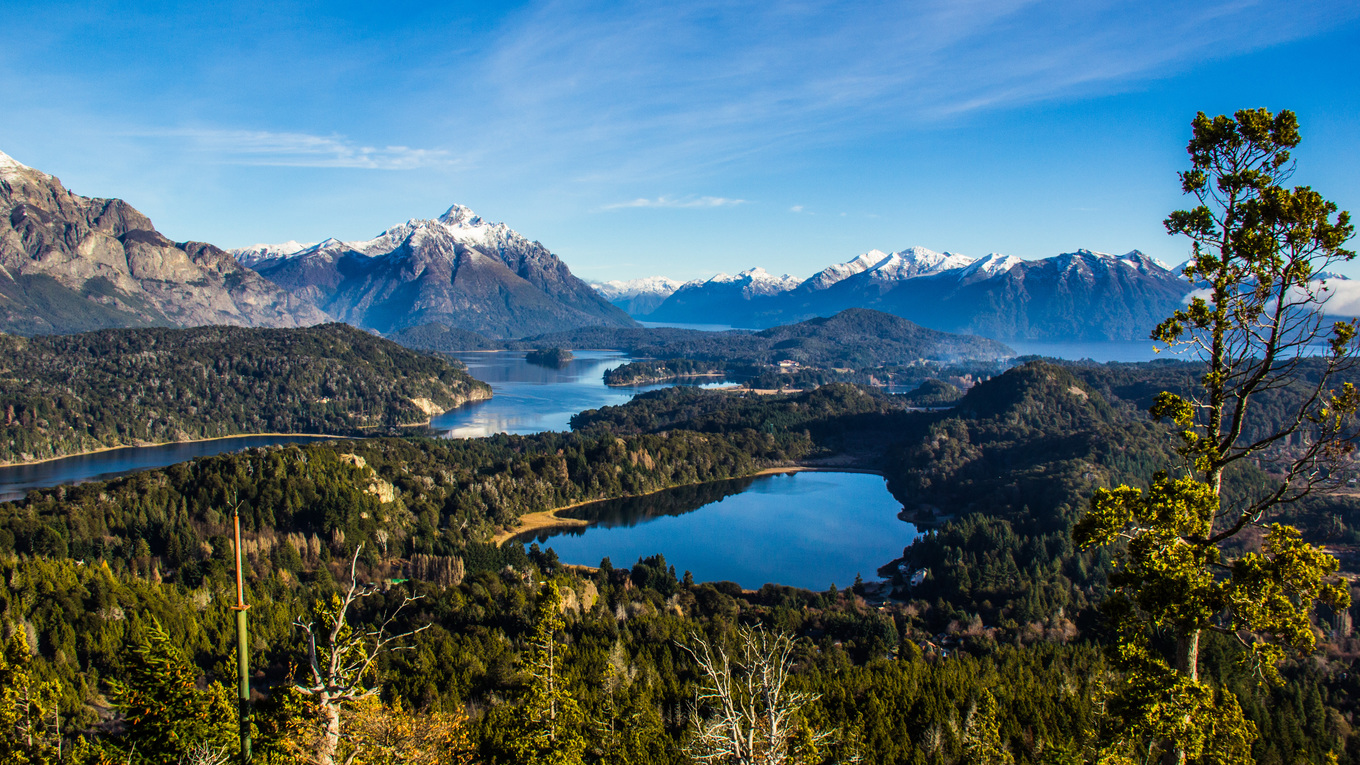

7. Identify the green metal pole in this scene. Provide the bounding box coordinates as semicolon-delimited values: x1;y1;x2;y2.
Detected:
236;607;250;762
232;508;252;764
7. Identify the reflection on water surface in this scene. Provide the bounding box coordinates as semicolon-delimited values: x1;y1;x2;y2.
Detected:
430;350;721;438
518;471;918;591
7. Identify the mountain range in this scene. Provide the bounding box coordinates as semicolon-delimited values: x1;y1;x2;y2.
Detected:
0;149;635;339
1;147;1215;343
233;205;635;338
0;150;328;336
605;246;1195;341
589;276;685;316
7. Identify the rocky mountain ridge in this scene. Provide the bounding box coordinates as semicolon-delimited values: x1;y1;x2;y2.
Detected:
0;149;329;336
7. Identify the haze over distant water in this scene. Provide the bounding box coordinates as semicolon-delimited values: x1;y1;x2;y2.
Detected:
1008;341;1167;363
637;320;740;333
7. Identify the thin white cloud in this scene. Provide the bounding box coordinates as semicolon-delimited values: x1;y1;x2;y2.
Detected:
1183;280;1360;316
133;129;454;170
602;195;748;210
1313;280;1360;317
463;0;1359;182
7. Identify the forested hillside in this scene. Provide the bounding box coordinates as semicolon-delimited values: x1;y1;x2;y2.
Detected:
2;363;1358;763
390;308;1014;365
0;323;491;464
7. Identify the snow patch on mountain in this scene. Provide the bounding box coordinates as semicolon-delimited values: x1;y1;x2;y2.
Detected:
232;240;316;268
737;267;800;295
233;204;536;268
804;250;890;290
959;253;1023;280
0;149;50;182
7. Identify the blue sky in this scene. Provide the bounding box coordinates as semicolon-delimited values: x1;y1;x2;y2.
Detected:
2;0;1358;281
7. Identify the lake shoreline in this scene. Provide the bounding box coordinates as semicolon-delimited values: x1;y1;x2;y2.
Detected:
494;463;885;546
0;432;353;468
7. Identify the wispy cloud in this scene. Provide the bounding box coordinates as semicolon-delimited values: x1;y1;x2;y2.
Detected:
602;195;748;210
463;0;1359;181
132;129;454;169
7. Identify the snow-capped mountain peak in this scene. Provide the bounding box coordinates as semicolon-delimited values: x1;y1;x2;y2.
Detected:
737;267;800;295
231;204;519;267
803;249;892;290
959;252;1024;280
866;247;973;282
0;149;49;182
684;267;799;296
438;204;482;227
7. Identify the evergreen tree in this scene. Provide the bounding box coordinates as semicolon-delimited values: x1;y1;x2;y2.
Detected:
961;690;1013;765
1076;108;1356;764
508;580;586;765
0;630;62;765
104;619;236;764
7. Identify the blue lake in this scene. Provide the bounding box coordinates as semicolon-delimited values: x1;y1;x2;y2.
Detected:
0;435;340;502
0;350;711;501
0;341;1163;504
429;350;720;438
515;471;917;591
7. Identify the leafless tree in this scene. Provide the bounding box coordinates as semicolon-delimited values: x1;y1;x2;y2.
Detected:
178;742;231;765
293;544;428;765
679;626;829;765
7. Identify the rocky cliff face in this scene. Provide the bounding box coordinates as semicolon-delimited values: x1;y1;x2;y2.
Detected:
240;205;636;338
0;150;329;336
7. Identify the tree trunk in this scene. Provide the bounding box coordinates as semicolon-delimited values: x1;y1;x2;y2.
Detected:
1162;629;1202;765
1176;629;1200;681
317;696;342;765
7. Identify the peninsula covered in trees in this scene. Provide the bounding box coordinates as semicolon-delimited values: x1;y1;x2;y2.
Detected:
0;323;491;464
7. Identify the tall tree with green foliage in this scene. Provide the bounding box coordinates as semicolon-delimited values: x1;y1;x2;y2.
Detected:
506;580;586;765
1075;108;1356;764
962;690;1013;765
104;619;237;764
0;630;62;765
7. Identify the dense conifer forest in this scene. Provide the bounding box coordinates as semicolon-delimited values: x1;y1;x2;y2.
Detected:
4;362;1360;763
0;324;491;464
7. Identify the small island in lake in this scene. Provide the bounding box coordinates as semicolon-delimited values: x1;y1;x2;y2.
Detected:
525;347;574;367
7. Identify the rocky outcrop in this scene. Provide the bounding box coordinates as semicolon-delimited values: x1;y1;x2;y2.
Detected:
0;149;329;335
